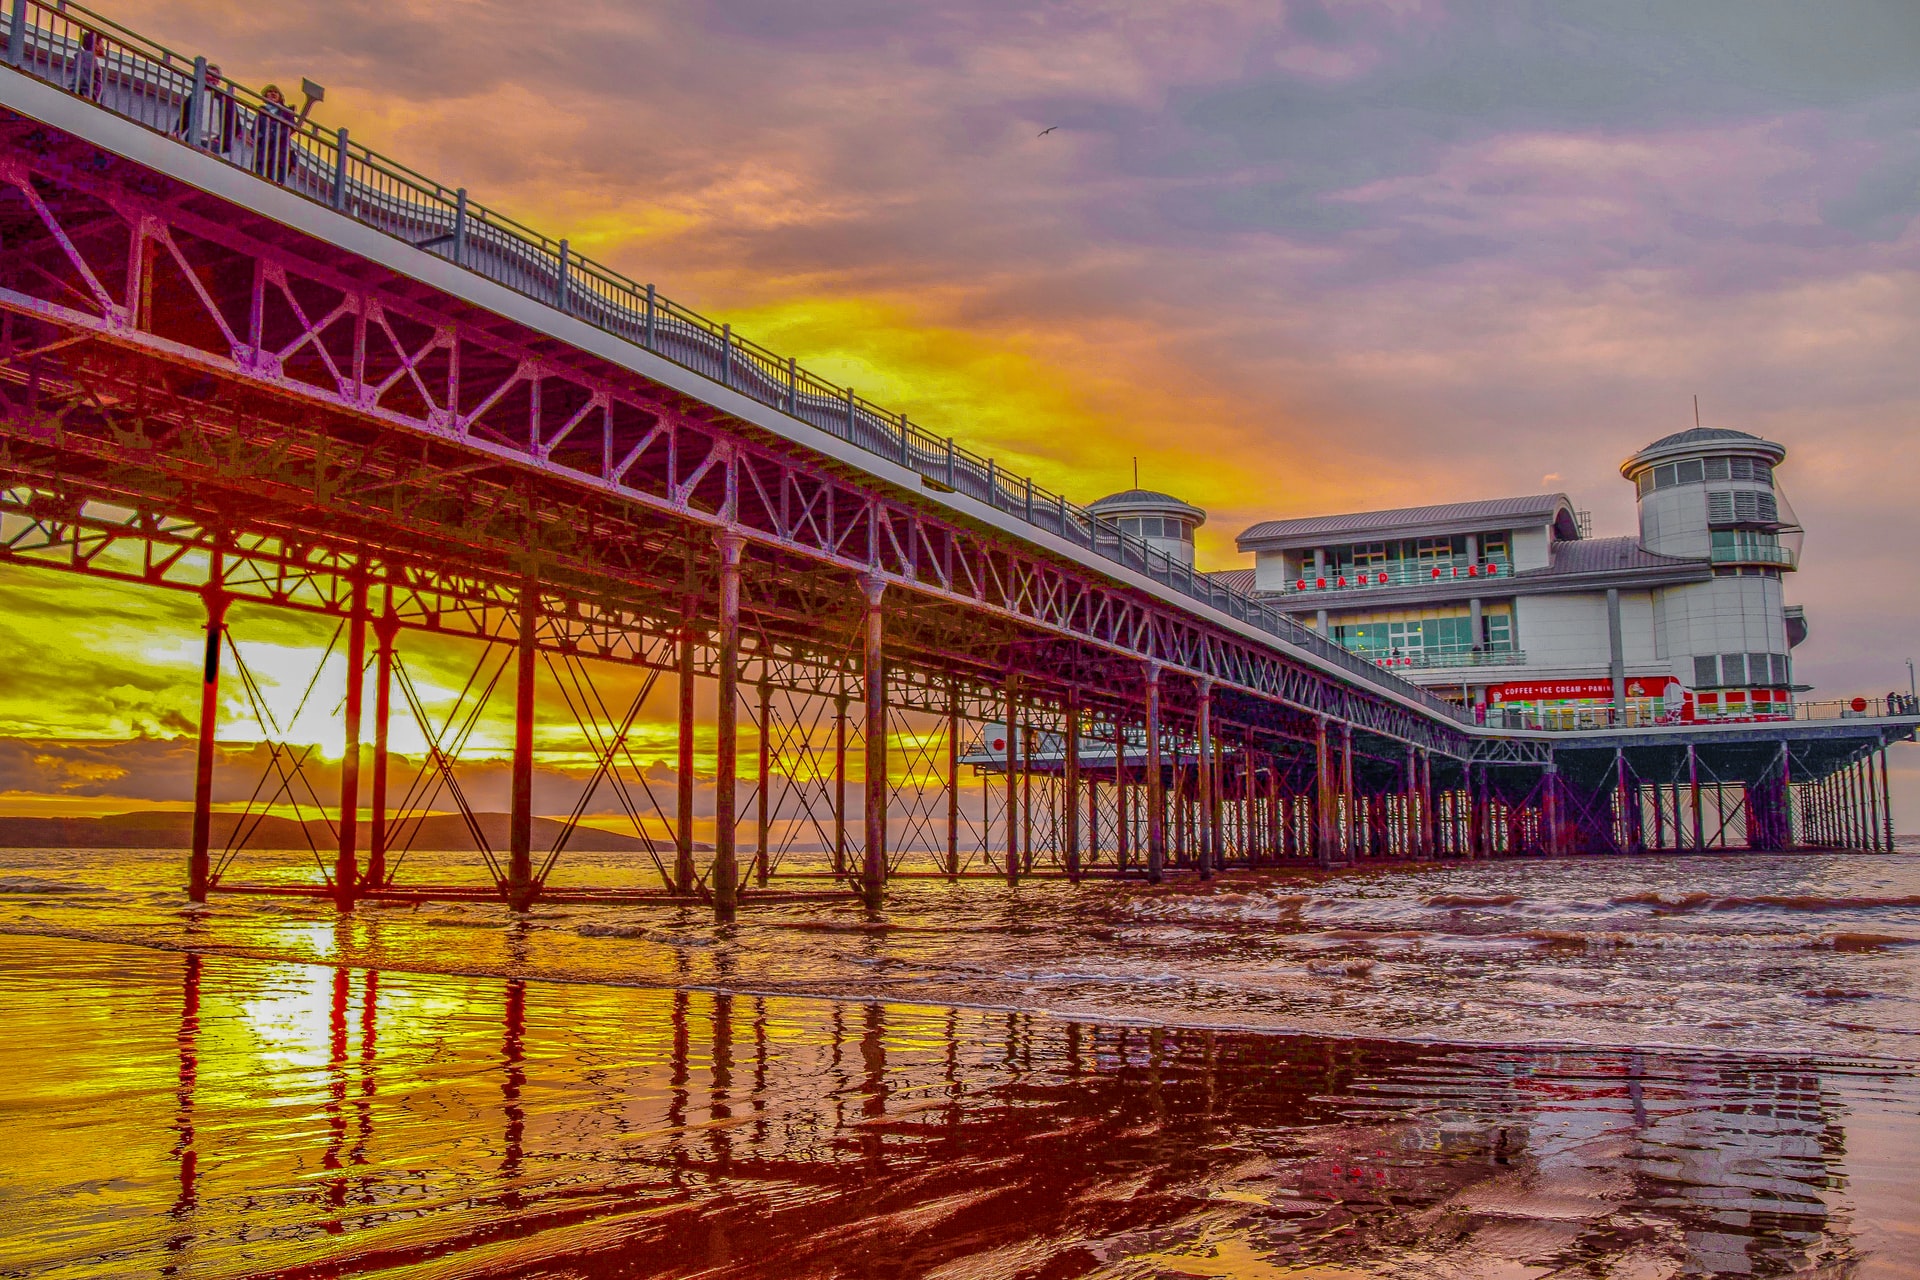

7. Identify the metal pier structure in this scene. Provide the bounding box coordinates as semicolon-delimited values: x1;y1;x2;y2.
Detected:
1;1;1911;918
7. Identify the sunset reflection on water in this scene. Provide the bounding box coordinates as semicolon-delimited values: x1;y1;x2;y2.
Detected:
3;933;1914;1279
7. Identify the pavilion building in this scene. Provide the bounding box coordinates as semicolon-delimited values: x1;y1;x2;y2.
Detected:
1196;427;1805;728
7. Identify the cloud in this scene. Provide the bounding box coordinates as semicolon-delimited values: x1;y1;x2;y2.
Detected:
4;0;1916;818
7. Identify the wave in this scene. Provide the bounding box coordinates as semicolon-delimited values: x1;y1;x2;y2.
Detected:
1611;892;1920;913
1811;933;1917;952
576;923;719;946
0;876;103;895
1425;894;1522;908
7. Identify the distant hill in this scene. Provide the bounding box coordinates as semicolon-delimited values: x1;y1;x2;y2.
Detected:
0;811;687;852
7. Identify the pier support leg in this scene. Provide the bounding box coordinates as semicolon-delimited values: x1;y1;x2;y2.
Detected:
1880;746;1895;852
945;686;960;880
755;680;771;887
1687;744;1703;851
676;601;698;896
1005;675;1020;886
1312;716;1336;867
860;576;887;911
1145;663;1165;884
366;614;396;890
1115;718;1130;872
334;578;368;912
1542;761;1563;857
188;577;228;904
1193;675;1212;880
833;693;848;878
506;582;538;911
1064;689;1081;882
712;535;744;922
1418;748;1435;860
1337;723;1355;861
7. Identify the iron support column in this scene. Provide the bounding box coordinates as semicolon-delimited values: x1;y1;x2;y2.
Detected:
712;534;744;922
1403;744;1419;859
1687;743;1703;851
1144;663;1165;883
334;577;369;912
1193;675;1212;880
1880;746;1895;852
860;576;887;910
188;577;229;905
755;679;771;887
1337;722;1354;860
507;581;538;910
1542;760;1562;857
1615;749;1630;855
676;601;698;895
1063;689;1081;881
833;693;848;877
945;685;960;880
1418;748;1435;859
366;612;397;890
1004;675;1021;886
1312;716;1336;867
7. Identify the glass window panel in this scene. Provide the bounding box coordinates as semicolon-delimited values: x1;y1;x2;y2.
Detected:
1694;655;1719;687
1677;459;1705;484
1705;457;1730;480
1771;653;1788;685
1722;653;1747;685
1655;464;1678;489
1747;653;1769;687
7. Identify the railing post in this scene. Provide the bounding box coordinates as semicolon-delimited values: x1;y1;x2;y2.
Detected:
845;386;856;438
945;438;956;489
986;458;997;508
331;127;349;209
786;356;797;413
7;0;27;69
452;187;467;265
555;238;570;310
187;56;207;149
898;414;910;466
644;284;657;350
1024;477;1034;522
721;322;732;386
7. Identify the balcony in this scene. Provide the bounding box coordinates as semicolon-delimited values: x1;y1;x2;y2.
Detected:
1709;543;1796;569
1278;558;1512;595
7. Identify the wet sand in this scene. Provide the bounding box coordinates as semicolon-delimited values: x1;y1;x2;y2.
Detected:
3;849;1918;1277
3;931;1918;1278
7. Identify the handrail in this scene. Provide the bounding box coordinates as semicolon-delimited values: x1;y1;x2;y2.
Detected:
0;0;1473;725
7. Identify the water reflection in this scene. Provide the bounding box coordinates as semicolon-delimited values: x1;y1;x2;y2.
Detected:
1;936;1912;1279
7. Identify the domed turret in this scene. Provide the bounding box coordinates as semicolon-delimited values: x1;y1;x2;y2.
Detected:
1620;425;1798;699
1087;488;1205;569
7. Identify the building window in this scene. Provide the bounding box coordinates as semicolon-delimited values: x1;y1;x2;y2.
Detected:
1482;613;1511;648
1414;536;1458;564
1351;541;1387;569
1694;655;1718;687
1707;490;1778;526
1480;533;1509;561
1114;516;1193;543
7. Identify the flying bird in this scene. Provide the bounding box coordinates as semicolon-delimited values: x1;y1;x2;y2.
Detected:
1037;125;1058;137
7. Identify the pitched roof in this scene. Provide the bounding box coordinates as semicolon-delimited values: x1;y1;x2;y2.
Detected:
1209;567;1257;594
1521;536;1704;578
1237;494;1572;549
1087;489;1207;520
1640;427;1764;451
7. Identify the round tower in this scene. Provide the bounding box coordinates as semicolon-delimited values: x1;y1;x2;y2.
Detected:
1620;427;1798;710
1086;488;1205;569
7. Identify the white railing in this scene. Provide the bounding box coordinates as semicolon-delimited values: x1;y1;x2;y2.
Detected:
0;0;1479;726
1278;558;1511;594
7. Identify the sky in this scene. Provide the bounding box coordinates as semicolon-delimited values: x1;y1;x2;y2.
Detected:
2;0;1917;828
